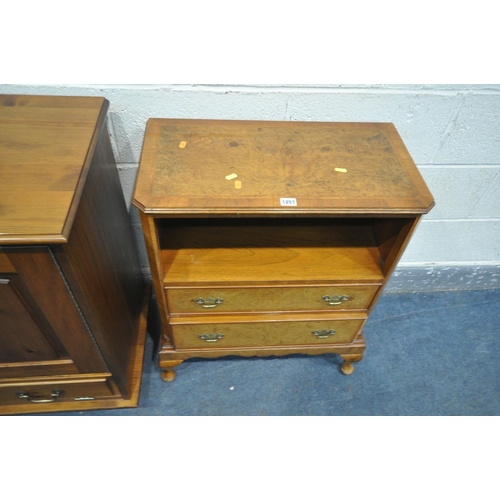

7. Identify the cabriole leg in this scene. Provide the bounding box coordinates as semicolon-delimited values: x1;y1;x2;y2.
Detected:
160;360;183;382
340;354;363;375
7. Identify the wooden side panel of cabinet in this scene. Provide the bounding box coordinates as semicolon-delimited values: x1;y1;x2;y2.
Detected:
52;125;145;398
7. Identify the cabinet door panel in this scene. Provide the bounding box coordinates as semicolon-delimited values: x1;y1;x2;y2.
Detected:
1;247;108;376
0;277;59;363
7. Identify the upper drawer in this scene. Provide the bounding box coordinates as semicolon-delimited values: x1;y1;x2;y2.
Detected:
166;285;378;314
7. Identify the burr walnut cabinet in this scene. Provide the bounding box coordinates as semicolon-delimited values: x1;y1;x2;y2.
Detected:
0;95;148;414
133;118;434;381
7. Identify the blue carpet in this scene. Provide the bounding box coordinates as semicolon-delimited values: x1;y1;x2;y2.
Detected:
38;289;500;416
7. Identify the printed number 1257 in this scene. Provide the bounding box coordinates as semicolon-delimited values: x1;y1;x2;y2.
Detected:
280;198;298;206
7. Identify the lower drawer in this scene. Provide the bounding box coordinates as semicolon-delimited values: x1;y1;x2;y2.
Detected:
0;374;118;407
171;318;365;349
166;285;378;314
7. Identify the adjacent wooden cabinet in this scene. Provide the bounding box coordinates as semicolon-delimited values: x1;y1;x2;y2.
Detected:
0;95;148;414
133;119;434;381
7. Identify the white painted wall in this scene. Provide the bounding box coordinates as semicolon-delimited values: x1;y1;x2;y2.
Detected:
2;84;499;279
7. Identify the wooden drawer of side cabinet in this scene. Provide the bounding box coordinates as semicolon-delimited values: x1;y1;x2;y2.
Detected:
166;285;378;314
171;317;365;349
0;374;119;407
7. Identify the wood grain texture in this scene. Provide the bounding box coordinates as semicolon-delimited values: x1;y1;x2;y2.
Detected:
0;95;107;243
166;284;379;314
0;374;118;406
0;359;78;379
133;119;435;215
4;247;108;374
159;332;366;361
0;276;60;363
160;219;384;285
0;251;15;273
368;217;423;314
0;95;148;414
172;318;365;349
52;124;145;398
139;212;172;342
169;310;366;325
0;282;150;415
134;118;434;380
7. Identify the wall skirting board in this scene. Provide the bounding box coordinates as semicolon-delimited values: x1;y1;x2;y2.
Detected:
385;265;500;292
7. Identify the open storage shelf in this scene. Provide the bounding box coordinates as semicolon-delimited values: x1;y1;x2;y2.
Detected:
158;217;412;287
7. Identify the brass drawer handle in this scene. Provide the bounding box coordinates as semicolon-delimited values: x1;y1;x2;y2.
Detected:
17;390;64;403
312;329;336;339
194;297;224;308
199;333;224;343
322;294;350;306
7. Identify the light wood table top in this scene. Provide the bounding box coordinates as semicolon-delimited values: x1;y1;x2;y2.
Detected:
133;119;435;216
0;95;107;244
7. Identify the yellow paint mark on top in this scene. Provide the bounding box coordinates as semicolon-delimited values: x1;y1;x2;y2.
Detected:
235;180;242;189
335;168;347;173
179;141;187;148
225;173;238;181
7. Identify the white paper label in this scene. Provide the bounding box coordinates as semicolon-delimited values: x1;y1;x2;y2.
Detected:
280;198;298;206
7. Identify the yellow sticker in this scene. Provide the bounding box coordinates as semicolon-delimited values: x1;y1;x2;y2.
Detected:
179;141;187;148
235;180;242;189
335;168;347;173
225;173;238;180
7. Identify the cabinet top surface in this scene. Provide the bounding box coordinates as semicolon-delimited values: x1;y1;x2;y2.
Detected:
0;95;106;244
133;119;435;216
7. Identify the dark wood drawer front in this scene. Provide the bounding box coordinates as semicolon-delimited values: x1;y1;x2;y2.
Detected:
0;375;118;406
171;319;365;350
166;285;378;314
